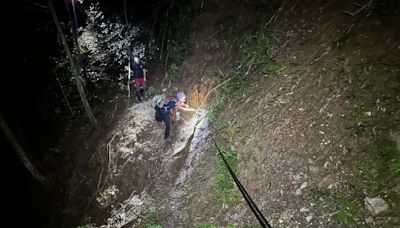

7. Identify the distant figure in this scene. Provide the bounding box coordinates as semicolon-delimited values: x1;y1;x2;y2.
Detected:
130;55;147;101
153;92;196;140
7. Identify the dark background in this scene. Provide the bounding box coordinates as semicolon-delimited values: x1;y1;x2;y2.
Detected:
1;0;167;226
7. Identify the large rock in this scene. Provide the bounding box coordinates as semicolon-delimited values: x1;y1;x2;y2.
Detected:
365;197;388;215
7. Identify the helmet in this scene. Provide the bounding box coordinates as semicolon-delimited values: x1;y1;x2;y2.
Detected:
176;92;186;102
133;55;140;64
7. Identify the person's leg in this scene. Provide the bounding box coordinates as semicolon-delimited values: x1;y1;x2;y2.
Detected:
135;78;145;101
129;81;136;104
162;114;171;139
133;79;142;101
139;78;145;97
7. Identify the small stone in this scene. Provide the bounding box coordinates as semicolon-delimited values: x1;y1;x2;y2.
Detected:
309;166;320;175
365;216;374;224
365;111;372;116
317;175;334;188
300;207;309;212
306;215;313;222
295;182;308;196
365;197;388;215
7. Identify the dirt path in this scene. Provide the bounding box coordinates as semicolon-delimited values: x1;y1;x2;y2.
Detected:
80;99;211;227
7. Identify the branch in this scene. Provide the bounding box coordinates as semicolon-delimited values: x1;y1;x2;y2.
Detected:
342;0;373;16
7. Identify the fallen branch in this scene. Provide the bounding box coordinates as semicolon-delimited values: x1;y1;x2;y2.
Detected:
342;0;373;16
245;56;256;76
53;68;74;116
97;148;105;190
107;134;117;179
111;101;118;120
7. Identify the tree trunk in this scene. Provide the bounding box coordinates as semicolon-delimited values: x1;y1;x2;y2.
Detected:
0;114;46;183
159;1;175;61
53;68;74;116
48;0;99;130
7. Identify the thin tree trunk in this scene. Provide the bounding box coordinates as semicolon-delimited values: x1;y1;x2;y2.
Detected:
124;0;128;25
159;1;175;61
64;0;87;83
0;114;46;183
48;0;99;130
53;68;74;116
151;4;162;43
124;0;131;106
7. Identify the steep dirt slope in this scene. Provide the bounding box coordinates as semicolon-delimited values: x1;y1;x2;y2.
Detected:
180;0;400;227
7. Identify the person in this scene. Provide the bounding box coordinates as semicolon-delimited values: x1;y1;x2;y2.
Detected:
153;92;196;140
153;95;175;140
172;92;196;122
130;55;147;101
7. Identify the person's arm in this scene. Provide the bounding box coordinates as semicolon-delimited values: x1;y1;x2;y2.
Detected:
177;104;196;112
143;66;147;81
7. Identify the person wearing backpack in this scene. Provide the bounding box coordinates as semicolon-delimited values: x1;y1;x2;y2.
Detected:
153;92;196;140
153;95;175;140
130;55;147;101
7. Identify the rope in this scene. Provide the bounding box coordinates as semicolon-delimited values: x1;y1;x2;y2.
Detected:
213;138;272;228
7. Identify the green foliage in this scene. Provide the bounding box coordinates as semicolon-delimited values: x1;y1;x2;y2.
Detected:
346;96;377;135
332;195;361;225
214;121;243;205
164;7;194;81
78;3;147;85
359;137;400;193
142;206;162;228
215;146;241;205
206;91;227;122
206;27;278;119
311;188;331;200
243;220;262;228
195;223;218;228
223;28;278;98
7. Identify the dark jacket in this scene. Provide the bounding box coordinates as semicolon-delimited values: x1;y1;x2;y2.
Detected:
130;63;145;79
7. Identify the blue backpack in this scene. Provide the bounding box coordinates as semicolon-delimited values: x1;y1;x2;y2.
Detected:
155;101;176;121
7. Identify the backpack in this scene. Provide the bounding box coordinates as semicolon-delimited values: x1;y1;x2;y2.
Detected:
152;95;166;108
154;106;162;122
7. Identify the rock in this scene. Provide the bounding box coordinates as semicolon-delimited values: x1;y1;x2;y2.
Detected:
295;182;308;196
317;175;334;188
300;207;309;212
306;215;313;222
365;216;374;224
309;166;320;176
364;111;372;116
365;197;388;215
280;209;295;222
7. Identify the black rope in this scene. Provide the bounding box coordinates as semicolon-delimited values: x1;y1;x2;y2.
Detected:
213;138;272;228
